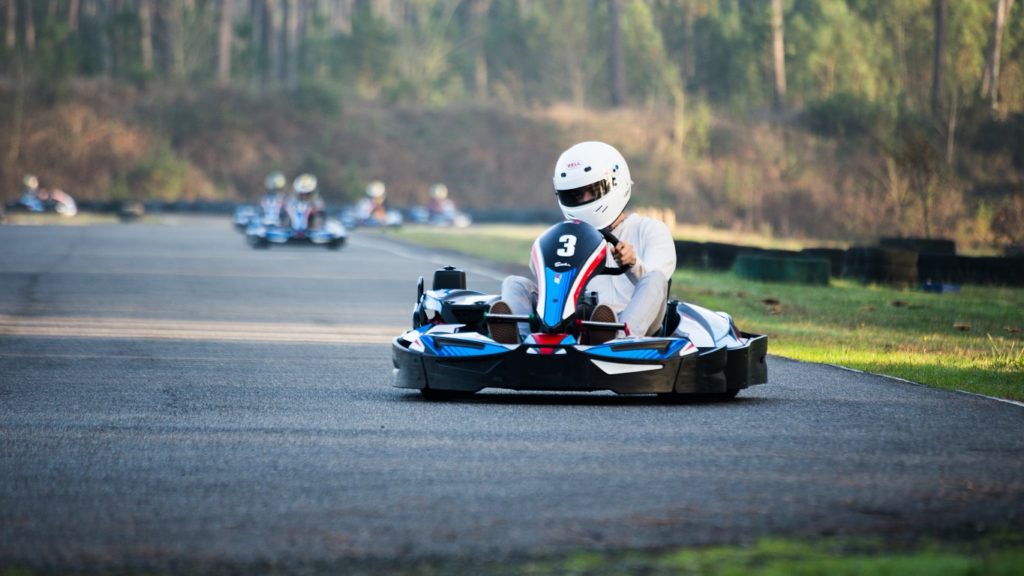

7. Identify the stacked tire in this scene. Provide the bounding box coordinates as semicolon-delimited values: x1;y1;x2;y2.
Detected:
734;254;830;285
674;240;706;269
842;247;918;286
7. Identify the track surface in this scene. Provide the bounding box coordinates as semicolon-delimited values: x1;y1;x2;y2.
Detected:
2;217;1023;572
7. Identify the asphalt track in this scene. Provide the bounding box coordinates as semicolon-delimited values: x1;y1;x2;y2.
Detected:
2;217;1023;573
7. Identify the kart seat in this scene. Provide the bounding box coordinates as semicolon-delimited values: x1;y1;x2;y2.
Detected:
656;280;680;337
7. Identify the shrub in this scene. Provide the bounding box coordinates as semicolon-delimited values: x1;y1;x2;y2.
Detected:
802;92;893;140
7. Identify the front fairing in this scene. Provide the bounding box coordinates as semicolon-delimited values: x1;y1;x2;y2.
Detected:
532;221;609;332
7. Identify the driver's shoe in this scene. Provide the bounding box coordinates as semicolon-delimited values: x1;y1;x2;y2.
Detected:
487;301;520;345
587;304;618;345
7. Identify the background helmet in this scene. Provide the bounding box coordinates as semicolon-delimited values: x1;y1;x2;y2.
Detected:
265;171;287;192
366;180;386;200
293;173;317;196
23;174;39;190
428;183;448;200
552;141;632;230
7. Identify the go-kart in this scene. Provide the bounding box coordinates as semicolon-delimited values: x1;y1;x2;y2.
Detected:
392;220;768;400
13;189;77;217
245;199;347;249
408;205;472;228
340;203;404;229
234;194;287;231
233;205;258;230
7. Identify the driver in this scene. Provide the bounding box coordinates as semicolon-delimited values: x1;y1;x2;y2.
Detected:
289;173;325;229
357;180;388;224
262;171;288;224
20;174;44;211
489;141;676;345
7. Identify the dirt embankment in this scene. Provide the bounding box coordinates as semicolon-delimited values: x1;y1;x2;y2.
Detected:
3;81;1021;249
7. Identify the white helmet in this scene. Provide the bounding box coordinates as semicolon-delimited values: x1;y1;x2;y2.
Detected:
23;174;39;190
366;180;386;199
552;141;632;230
293;173;317;196
265;171;287;192
429;183;448;200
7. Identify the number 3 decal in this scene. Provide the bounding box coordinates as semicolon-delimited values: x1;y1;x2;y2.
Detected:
556;234;577;257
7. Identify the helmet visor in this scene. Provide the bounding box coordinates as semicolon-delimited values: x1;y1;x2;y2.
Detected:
556;178;610;207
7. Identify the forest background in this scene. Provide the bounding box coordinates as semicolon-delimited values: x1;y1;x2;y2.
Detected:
1;0;1022;253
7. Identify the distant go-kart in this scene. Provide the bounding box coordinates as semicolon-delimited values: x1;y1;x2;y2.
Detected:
14;189;78;217
245;200;347;249
392;220;768;400
234;194;286;231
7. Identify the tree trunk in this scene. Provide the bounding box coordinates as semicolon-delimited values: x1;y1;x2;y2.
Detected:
251;0;264;88
23;0;35;52
266;0;282;88
989;0;1013;111
608;0;625;107
332;0;351;34
6;54;25;168
139;0;154;72
162;1;186;80
771;0;786;111
931;0;947;117
217;0;234;86
284;0;298;89
682;5;695;82
470;0;490;100
5;0;15;49
946;87;958;165
67;0;78;32
100;0;112;74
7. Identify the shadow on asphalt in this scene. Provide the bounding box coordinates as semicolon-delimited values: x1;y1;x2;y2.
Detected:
395;390;776;407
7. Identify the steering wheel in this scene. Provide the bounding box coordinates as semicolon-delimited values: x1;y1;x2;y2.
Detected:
600;228;632;276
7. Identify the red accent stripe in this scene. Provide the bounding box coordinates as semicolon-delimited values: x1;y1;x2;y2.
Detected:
571;245;607;306
530;333;568;355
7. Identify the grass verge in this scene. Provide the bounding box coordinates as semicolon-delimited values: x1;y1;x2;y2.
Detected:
506;533;1024;575
388;225;1024;401
4;533;1022;575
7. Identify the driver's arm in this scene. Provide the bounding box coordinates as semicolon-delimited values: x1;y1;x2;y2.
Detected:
625;219;677;284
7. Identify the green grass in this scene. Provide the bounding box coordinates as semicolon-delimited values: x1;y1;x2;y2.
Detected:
2;212;124;225
506;535;1024;575
4;534;1023;575
389;225;1024;401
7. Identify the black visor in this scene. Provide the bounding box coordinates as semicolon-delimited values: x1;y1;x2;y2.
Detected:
556;178;611;207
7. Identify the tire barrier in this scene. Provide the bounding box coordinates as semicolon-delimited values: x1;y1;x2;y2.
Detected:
842;246;918;286
919;253;1024;286
734;254;830;285
679;238;1021;287
674;240;706;269
704;242;742;270
880;237;957;256
800;248;846;278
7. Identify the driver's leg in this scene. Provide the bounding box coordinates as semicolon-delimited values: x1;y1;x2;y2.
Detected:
489;275;537;343
618;270;668;336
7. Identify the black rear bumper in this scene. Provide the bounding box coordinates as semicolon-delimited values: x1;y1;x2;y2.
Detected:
392;335;767;396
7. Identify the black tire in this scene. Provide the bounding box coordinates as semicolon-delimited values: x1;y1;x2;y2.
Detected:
419;388;477;401
657;389;740;403
734;254;829;285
